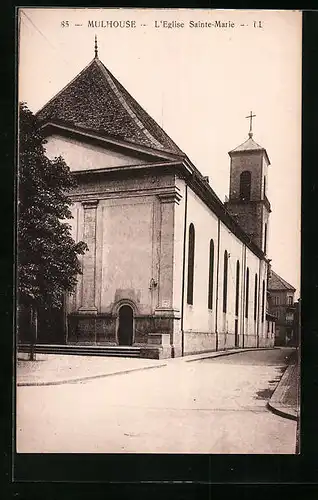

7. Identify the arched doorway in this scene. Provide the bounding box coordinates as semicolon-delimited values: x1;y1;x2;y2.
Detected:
117;305;134;346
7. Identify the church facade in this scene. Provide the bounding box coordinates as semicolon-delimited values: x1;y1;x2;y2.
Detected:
35;47;275;358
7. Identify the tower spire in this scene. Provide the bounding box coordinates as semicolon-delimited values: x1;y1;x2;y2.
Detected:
245;110;256;138
94;35;98;58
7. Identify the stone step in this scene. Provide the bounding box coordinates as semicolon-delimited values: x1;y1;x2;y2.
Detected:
18;344;142;358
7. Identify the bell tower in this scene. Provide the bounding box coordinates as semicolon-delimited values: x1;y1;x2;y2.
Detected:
225;112;271;254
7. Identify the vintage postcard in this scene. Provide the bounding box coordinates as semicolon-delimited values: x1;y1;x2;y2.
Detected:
16;8;301;455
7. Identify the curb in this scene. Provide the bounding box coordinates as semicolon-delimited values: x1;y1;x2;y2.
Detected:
184;347;277;363
17;346;287;387
267;362;299;422
266;401;298;421
17;362;167;387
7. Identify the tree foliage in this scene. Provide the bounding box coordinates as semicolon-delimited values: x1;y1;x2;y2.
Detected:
18;103;88;310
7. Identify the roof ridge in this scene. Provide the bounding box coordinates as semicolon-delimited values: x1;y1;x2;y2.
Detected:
95;59;165;152
229;135;271;165
270;270;296;290
36;56;184;156
97;59;184;156
230;136;264;152
35;58;96;117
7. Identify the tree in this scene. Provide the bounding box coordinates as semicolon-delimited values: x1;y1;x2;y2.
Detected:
18;103;88;359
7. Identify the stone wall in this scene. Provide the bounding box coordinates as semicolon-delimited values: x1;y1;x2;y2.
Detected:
67;313;174;346
184;332;217;355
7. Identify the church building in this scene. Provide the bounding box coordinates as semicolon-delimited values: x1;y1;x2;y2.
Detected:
35;41;275;358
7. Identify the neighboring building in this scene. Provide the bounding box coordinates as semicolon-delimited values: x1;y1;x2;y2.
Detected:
267;270;296;346
265;264;277;344
266;312;276;341
21;45;276;358
292;299;301;348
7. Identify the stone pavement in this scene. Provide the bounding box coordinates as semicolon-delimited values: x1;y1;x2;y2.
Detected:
17;348;297;454
17;347;279;386
267;348;300;421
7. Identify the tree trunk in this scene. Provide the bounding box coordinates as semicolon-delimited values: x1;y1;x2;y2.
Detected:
64;294;68;344
29;306;34;361
29;306;38;361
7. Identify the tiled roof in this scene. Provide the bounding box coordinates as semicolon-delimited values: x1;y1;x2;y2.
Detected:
229;134;271;165
36;57;184;156
268;270;296;291
229;136;264;154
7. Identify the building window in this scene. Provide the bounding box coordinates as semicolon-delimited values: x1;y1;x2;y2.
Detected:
263;176;266;197
274;296;280;306
223;250;228;313
187;223;195;305
288;296;293;305
245;267;249;318
286;312;294;323
262;280;265;322
208;239;214;310
254;273;258;321
239;171;252;201
235;260;240;316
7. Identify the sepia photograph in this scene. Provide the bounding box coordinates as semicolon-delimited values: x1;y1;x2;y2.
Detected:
16;8;301;454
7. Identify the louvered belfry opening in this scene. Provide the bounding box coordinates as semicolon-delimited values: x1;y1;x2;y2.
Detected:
239;170;252;201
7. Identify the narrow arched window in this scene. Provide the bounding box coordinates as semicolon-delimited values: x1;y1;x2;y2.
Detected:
254;273;258;321
187;223;195;305
223;250;228;313
245;267;250;318
235;260;240;316
264;223;267;254
262;280;265;322
263;176;266;197
239;171;252;201
208;239;214;310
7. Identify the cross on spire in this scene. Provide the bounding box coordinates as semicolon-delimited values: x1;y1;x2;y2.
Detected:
245;111;256;138
94;35;98;58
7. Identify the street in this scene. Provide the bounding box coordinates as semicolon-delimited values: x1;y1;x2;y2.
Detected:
16;348;297;454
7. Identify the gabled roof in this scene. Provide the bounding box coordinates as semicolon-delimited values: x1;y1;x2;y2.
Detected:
268;270;296;291
229;134;270;164
36;56;184;157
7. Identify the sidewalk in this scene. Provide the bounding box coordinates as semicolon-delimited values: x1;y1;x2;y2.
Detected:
16;347;276;387
267;348;300;421
16;353;166;386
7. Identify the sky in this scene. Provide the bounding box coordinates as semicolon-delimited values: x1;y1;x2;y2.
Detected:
18;8;302;298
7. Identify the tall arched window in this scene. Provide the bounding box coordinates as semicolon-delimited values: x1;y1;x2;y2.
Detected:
187;223;195;305
264;223;267;254
235;260;240;316
245;267;250;318
208;239;214;310
254;273;258;321
262;280;265;323
239;171;252;201
223;250;228;313
263;176;266;197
